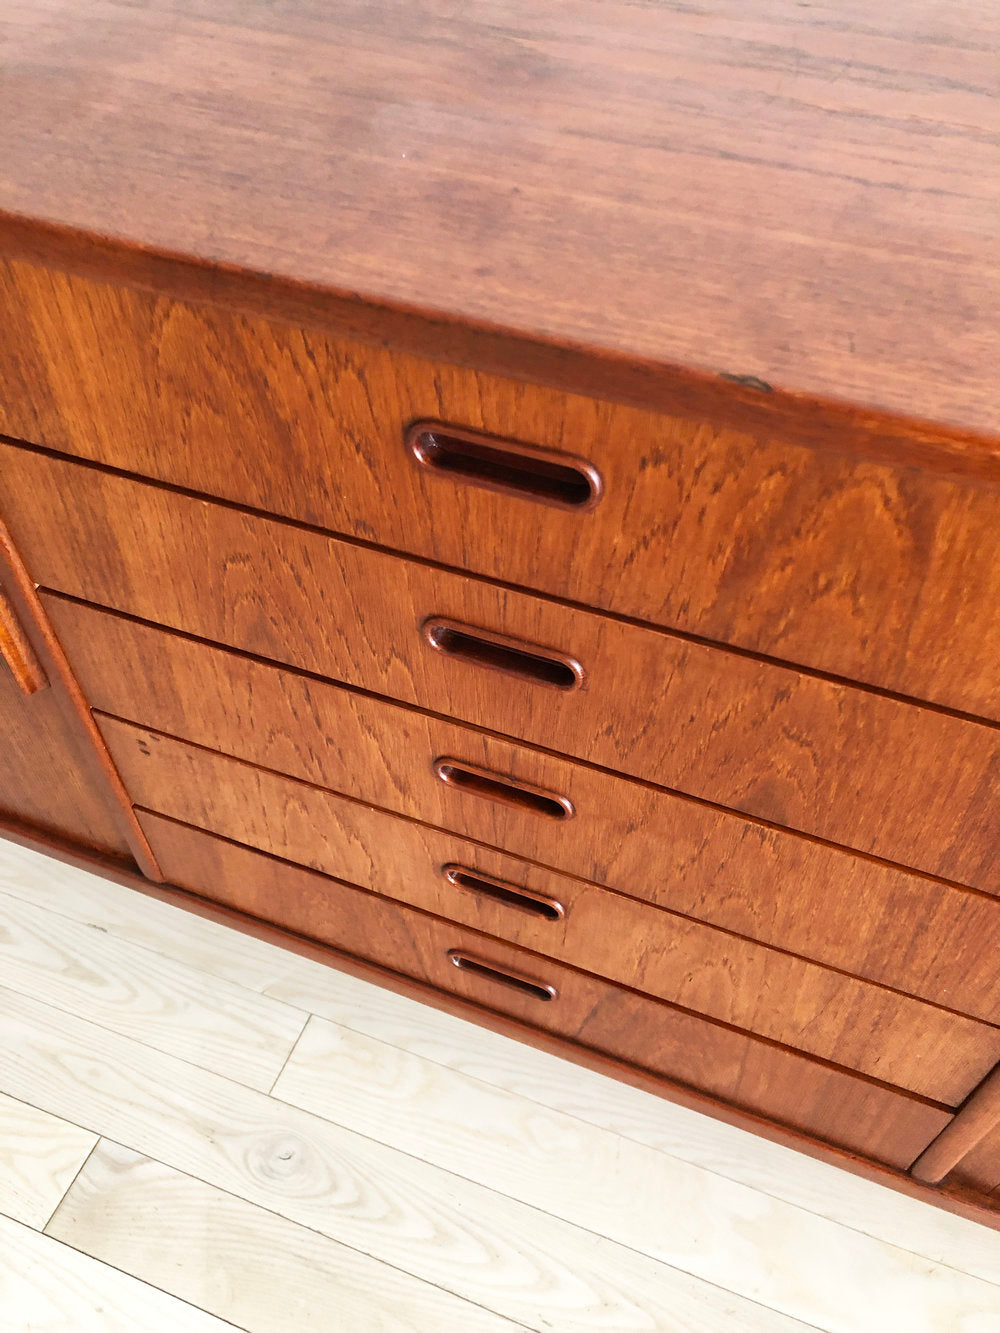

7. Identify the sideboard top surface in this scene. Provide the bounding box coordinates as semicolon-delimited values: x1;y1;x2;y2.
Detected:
1;0;998;445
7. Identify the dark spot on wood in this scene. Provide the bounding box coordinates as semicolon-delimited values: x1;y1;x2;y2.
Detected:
719;373;774;393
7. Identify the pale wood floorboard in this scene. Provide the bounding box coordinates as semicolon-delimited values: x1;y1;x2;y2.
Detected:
0;883;307;1091
272;1015;1000;1333
1;840;998;1331
46;1141;527;1333
0;1092;97;1229
0;1212;239;1332
0;983;807;1331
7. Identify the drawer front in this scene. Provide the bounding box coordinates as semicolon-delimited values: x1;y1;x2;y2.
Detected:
7;445;999;890
3;260;999;721
100;715;1000;1104
136;807;952;1170
49;594;1000;1025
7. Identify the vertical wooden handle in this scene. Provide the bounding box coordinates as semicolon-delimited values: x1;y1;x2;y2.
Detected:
909;1063;1000;1184
0;585;48;695
0;518;164;881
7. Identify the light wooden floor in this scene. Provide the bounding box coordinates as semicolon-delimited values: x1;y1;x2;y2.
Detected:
0;842;998;1332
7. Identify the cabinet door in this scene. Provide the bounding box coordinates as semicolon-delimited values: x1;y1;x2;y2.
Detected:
0;571;129;857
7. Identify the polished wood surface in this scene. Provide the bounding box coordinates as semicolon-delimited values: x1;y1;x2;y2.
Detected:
0;614;127;857
911;1066;1000;1186
0;2;998;454
3;263;1000;721
0;523;163;880
99;715;1000;1102
0;554;131;857
947;1128;1000;1200
48;595;1000;1025
135;809;952;1169
7;448;1000;892
0;585;47;697
1;0;998;1221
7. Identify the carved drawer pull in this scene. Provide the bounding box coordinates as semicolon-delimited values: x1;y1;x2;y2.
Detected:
424;617;583;690
433;757;574;820
407;421;602;509
447;950;557;1001
443;863;564;921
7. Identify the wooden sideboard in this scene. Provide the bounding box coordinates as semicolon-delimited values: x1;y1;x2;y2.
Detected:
1;1;998;1225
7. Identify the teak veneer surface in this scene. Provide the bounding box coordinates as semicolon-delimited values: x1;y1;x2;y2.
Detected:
5;447;999;890
0;2;998;452
3;262;1000;721
135;808;953;1171
46;594;1000;1025
0;571;130;858
2;0;999;1222
950;1129;1000;1199
98;716;1000;1105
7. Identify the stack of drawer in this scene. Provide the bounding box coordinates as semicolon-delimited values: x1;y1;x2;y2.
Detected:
1;261;999;1192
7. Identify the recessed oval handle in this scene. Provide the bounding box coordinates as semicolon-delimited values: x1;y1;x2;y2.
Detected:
433;758;574;821
407;421;602;510
443;864;565;921
447;950;557;1001
423;618;583;691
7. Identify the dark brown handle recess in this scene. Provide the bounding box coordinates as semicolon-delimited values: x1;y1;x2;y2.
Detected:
447;950;557;1001
434;758;574;820
423;618;583;691
443;864;565;921
407;421;602;509
0;585;48;695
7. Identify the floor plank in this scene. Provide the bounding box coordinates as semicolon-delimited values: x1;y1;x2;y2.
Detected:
0;1212;239;1331
264;957;1000;1287
273;1015;1000;1333
0;884;305;1092
0;984;806;1333
0;1092;97;1230
0;842;310;993
47;1140;529;1333
3;840;997;1288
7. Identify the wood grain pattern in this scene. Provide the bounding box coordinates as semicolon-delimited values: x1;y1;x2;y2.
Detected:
47;1144;528;1333
0;984;829;1332
48;1142;797;1333
271;1018;1000;1333
2;1;999;1221
0;573;131;858
7;451;1000;893
0;1214;236;1332
250;940;1000;1284
50;596;1000;1023
3;262;1000;720
6;837;1000;1263
0;886;305;1092
0;583;47;695
0;518;162;877
0;2;998;451
98;715;1000;1102
132;807;955;1165
946;1126;1000;1201
0;1091;97;1229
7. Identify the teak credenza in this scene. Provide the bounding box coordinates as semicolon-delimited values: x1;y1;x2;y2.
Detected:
1;1;999;1226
